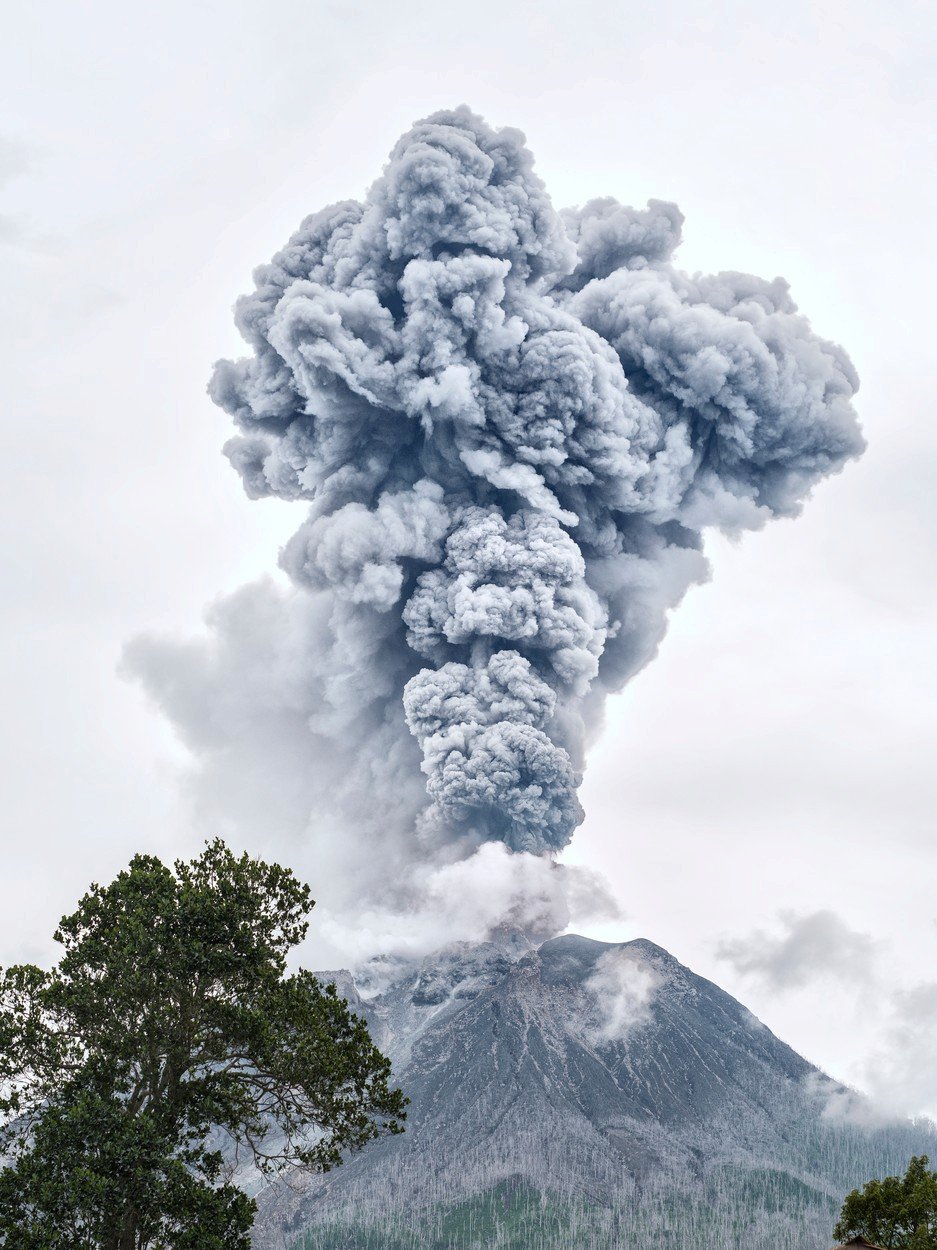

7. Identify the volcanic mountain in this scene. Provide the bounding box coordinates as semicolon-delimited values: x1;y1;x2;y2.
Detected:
252;933;935;1250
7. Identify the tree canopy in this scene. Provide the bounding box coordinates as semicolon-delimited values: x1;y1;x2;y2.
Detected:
0;839;406;1249
834;1155;937;1249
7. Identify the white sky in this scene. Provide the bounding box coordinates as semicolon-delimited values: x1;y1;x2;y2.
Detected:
2;0;935;1116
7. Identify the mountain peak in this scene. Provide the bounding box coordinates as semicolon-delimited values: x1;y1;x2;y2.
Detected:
253;933;937;1250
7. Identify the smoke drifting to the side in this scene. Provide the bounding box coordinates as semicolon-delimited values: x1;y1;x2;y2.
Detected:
127;106;862;953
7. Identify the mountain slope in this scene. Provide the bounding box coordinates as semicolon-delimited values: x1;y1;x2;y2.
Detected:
252;934;936;1250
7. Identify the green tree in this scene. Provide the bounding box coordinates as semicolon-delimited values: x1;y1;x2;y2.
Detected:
834;1156;937;1249
0;840;406;1249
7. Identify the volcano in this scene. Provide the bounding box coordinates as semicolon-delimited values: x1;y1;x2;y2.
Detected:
252;934;935;1250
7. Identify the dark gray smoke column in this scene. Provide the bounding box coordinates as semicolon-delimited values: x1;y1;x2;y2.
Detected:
209;106;863;856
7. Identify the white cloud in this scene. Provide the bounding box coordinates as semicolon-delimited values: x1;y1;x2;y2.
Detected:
584;948;660;1044
863;983;937;1120
715;909;878;991
717;912;937;1122
316;842;620;969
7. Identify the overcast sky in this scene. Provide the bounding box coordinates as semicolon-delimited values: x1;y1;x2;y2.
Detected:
2;0;935;1118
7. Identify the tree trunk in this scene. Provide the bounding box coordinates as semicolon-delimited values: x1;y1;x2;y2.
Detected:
101;1208;138;1250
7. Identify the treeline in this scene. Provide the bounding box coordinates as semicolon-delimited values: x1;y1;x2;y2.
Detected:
264;1112;937;1250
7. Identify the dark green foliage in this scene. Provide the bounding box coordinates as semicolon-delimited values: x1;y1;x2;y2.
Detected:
834;1155;937;1249
0;1090;255;1249
0;840;405;1249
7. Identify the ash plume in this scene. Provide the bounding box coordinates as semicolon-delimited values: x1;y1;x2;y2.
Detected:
127;106;862;932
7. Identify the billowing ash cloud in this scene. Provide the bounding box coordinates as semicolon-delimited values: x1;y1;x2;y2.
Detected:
129;105;863;879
